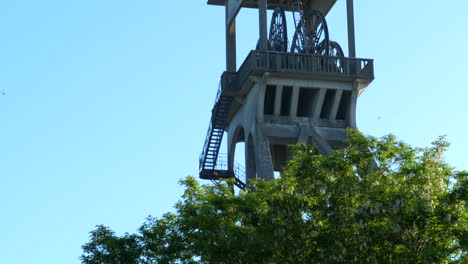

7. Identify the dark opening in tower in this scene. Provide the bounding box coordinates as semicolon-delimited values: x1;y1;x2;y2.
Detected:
297;88;320;117
280;86;292;116
320;89;336;119
336;90;352;121
264;85;276;115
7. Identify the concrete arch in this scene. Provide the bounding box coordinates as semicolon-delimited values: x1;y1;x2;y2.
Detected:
232;126;245;144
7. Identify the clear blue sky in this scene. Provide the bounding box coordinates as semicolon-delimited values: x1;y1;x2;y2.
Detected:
0;1;466;263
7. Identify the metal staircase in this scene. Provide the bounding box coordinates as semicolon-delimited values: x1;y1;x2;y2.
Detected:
199;83;246;189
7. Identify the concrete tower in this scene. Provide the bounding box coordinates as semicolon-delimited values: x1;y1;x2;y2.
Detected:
199;0;374;188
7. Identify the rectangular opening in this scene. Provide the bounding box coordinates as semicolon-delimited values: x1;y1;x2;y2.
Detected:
320;89;336;119
297;88;319;117
336;91;352;121
280;86;292;116
264;85;276;115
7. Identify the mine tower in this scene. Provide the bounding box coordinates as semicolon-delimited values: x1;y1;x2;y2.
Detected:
199;0;374;189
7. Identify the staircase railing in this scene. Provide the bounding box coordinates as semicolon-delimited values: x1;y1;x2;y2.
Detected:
199;81;247;189
212;154;246;189
199;81;222;171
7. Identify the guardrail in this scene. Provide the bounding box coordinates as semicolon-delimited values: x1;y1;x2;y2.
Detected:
223;50;374;92
213;154;246;187
199;81;221;171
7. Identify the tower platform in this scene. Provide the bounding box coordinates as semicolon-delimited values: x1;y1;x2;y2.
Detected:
199;0;374;188
208;0;336;16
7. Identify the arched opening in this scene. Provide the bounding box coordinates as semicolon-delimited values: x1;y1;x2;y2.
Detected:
230;127;245;170
229;126;247;191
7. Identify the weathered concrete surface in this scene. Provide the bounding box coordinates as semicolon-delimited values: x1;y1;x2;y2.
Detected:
226;74;365;183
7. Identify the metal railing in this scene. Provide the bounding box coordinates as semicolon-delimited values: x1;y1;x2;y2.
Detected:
250;50;373;76
199;81;224;171
212;154;246;187
199;121;213;171
225;50;374;92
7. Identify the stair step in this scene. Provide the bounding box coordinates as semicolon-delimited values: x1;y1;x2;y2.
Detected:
200;94;234;179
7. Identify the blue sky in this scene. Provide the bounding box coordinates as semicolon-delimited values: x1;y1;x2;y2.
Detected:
0;1;467;263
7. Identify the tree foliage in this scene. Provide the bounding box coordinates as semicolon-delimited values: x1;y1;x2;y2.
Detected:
81;130;467;263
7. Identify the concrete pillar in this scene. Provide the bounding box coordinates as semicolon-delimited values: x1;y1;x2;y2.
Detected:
254;128;274;180
328;89;343;120
226;4;236;72
258;0;268;51
313;88;327;120
227;135;235;171
290;86;300;117
257;81;266;122
346;0;356;58
348;81;360;128
297;124;309;143
273;85;283;116
297;125;333;155
246;133;256;181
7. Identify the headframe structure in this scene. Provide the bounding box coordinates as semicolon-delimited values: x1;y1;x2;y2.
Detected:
199;0;374;188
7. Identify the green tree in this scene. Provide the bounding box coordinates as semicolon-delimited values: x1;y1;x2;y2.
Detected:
81;130;467;263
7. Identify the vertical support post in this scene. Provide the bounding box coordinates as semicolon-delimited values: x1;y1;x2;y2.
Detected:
226;2;237;72
313;88;327;120
254;129;274;181
227;134;234;172
290;86;300;117
273;85;283;116
328;89;343;120
348;81;360;129
246;134;256;181
346;0;356;58
258;0;268;51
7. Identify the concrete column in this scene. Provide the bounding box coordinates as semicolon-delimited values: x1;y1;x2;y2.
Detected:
273;85;283;116
346;0;356;58
226;3;236;72
258;0;268;51
313;88;327;120
290;86;300;117
257;81;266;122
328;89;343;120
297;124;309;143
227;135;235;171
348;81;360;128
254;127;274;180
246;133;256;181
